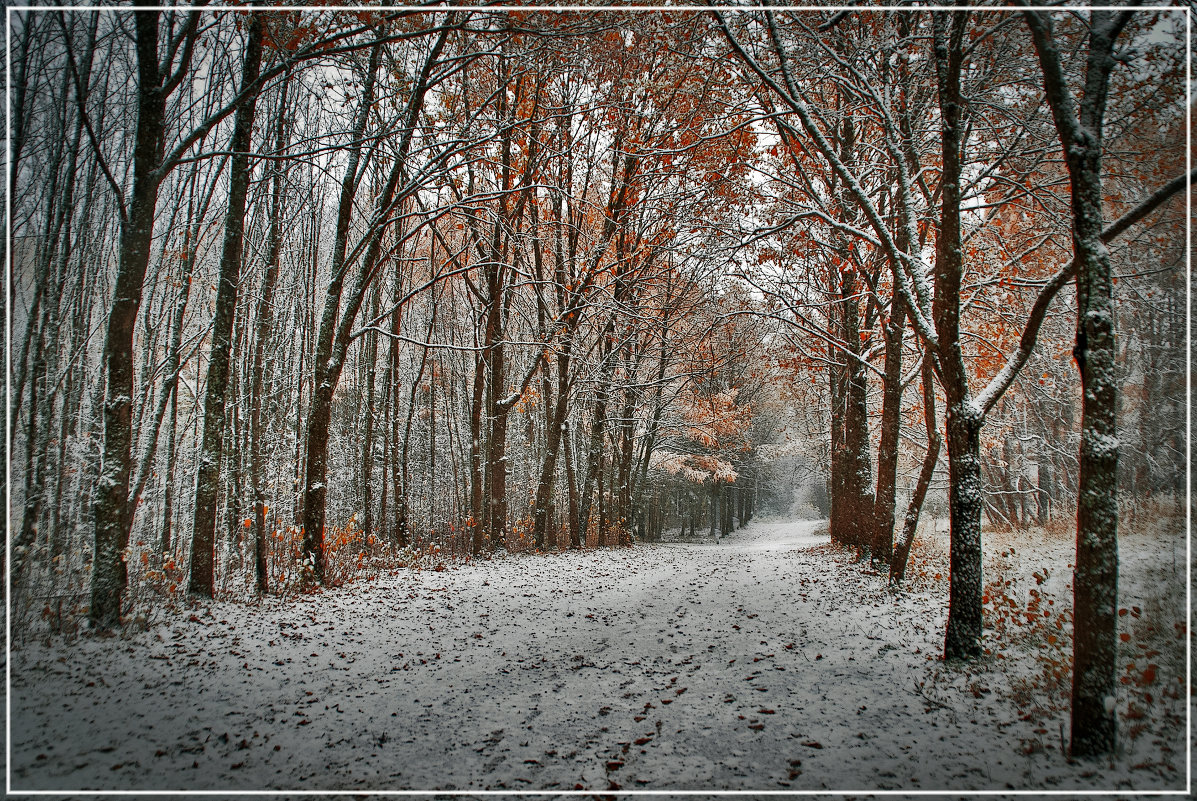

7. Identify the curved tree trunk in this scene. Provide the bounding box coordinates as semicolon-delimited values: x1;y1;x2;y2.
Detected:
890;352;940;584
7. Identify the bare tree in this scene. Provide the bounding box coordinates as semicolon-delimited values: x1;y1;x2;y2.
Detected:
187;15;266;598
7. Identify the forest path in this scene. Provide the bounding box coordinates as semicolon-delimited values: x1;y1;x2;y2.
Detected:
9;516;1151;792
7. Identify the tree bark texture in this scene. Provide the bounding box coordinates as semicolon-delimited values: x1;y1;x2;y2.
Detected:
188;16;264;598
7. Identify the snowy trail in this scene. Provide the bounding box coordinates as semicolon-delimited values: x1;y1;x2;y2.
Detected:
9;516;1177;793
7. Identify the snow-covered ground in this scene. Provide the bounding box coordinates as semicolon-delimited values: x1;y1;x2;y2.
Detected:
9;514;1187;793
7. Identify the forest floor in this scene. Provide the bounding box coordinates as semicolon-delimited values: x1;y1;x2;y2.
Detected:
7;512;1188;796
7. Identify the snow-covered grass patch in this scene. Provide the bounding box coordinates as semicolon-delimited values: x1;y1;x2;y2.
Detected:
909;502;1186;778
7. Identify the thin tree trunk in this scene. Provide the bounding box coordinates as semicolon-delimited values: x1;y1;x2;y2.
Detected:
891;353;940;584
362;288;379;542
531;338;573;548
563;420;581;548
389;271;409;546
469;342;486;551
872;284;908;562
399;296;439;541
188;16;264;597
249;74;292;594
299;44;383;581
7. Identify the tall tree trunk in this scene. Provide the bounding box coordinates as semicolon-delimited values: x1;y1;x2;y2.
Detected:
388;271;408;547
249;74;292;595
932;10;984;661
188;16;264;598
828;347;845;543
299;44;383;581
361;288;380;542
829;268;874;552
614;391;637;543
630;338;669;544
378;329;393;545
709;482;719;539
399;296;438;543
142;169;219;555
721;483;733;539
161;365;180;555
827;113;875;553
841;315;875;552
483;264;510;549
531;338;573;548
15;29;99;581
1061;33;1121;766
469;343;486;552
579;370;610;544
90;9;172;628
872;283;908;562
1024;8;1130;758
563;420;581;548
428;355;437;524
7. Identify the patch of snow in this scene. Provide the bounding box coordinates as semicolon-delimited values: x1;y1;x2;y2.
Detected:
9;513;1185;792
